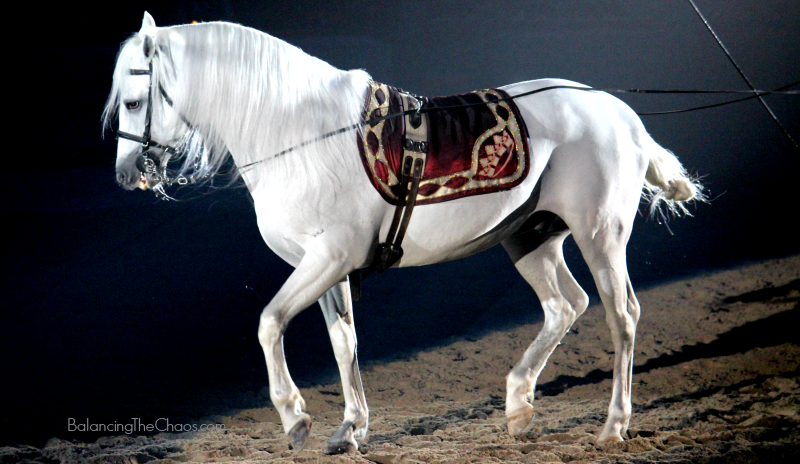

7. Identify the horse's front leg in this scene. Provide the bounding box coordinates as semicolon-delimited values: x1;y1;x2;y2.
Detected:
318;279;368;454
257;244;352;452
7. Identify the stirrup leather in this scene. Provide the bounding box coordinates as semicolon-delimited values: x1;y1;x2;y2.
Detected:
365;93;428;276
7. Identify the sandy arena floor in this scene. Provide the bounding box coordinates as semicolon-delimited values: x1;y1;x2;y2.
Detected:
4;255;799;463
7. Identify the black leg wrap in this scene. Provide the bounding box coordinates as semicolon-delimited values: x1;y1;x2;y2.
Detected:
502;211;569;263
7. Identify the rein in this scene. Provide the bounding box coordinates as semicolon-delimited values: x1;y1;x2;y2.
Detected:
118;59;797;197
239;84;798;172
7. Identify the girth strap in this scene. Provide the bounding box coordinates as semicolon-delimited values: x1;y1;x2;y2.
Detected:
362;93;429;279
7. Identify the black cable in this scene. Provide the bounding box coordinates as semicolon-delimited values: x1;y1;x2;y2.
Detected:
639;81;800;116
687;0;799;152
231;82;799;172
364;86;797;129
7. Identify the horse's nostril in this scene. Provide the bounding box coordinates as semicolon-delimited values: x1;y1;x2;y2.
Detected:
116;172;128;185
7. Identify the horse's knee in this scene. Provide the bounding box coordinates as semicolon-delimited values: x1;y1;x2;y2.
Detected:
257;313;283;346
542;296;577;334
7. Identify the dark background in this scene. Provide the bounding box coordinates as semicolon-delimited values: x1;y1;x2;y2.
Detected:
2;0;798;447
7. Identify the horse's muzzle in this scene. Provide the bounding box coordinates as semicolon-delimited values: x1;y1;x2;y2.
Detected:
116;168;141;191
117;151;163;190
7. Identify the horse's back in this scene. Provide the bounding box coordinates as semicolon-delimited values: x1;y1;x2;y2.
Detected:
379;79;655;267
502;79;651;227
501;78;648;149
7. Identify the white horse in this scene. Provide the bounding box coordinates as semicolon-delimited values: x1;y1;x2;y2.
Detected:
105;13;702;454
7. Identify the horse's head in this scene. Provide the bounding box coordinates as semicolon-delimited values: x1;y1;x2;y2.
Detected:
104;12;185;192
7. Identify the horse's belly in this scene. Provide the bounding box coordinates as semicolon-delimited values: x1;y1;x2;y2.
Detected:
391;176;540;266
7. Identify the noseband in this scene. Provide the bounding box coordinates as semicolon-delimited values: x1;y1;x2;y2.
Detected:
116;62;194;197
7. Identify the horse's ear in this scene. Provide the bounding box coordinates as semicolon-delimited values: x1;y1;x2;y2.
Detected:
143;35;155;59
140;12;157;59
141;11;157;32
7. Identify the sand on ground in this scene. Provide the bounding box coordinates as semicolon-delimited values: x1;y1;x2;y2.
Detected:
4;255;799;463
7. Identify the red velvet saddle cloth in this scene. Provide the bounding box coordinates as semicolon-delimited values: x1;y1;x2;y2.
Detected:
357;81;531;206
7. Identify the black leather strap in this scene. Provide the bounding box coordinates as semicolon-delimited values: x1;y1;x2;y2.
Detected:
347;270;361;302
393;157;424;246
117;64;186;159
363;93;429;277
142;62;154;145
384;157;412;244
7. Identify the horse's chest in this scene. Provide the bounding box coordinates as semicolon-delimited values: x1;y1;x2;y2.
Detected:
252;195;321;267
357;82;531;206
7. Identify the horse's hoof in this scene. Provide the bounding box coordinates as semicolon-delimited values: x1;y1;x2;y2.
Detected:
324;440;357;455
506;405;534;437
287;415;312;452
324;420;358;455
596;433;624;446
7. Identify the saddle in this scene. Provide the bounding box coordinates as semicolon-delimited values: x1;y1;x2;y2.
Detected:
355;81;531;279
357;81;531;206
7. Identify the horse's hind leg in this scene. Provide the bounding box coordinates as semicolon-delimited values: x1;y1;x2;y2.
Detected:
318;279;369;454
571;219;641;444
502;223;589;436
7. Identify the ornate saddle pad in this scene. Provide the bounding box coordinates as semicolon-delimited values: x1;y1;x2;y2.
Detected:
357;81;531;205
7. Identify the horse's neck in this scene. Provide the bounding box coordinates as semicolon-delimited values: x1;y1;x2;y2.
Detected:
168;24;369;179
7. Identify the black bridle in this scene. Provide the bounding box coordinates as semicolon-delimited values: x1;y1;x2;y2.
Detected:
115;62;194;196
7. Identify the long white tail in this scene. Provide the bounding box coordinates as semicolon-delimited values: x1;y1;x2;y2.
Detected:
643;140;704;217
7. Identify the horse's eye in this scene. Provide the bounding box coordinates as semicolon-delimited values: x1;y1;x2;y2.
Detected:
125;101;140;110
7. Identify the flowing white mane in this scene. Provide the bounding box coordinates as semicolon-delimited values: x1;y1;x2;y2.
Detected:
104;21;371;188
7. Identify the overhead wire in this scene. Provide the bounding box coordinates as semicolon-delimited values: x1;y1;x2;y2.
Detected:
638;81;800;116
686;0;799;152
